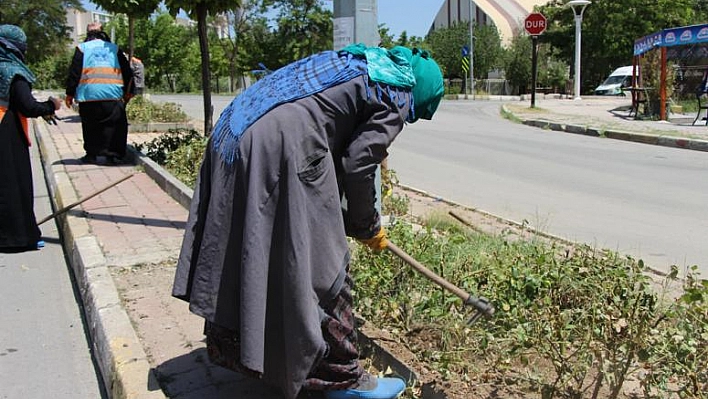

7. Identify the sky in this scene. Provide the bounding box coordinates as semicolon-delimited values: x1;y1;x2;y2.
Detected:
83;0;444;39
376;0;442;38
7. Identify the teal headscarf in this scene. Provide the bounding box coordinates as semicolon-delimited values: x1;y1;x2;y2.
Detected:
390;46;444;121
0;25;35;99
341;44;444;122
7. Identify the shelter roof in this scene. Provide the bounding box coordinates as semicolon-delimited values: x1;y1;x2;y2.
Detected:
634;23;708;56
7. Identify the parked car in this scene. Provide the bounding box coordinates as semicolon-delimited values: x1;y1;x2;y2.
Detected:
594;66;635;96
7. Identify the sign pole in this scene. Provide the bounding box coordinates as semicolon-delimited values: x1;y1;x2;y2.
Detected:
531;35;538;108
524;12;546;109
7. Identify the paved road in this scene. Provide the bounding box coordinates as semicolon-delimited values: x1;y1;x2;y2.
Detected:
0;131;106;398
389;100;708;274
150;95;708;275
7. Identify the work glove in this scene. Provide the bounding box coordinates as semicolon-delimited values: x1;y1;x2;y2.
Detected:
358;228;389;253
64;95;73;109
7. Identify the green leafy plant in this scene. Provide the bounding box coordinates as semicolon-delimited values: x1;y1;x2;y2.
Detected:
132;128;201;165
126;95;189;123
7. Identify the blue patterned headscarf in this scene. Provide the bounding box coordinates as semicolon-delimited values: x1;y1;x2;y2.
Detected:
0;25;35;99
211;50;369;165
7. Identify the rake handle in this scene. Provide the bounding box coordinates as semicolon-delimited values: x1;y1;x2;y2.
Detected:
385;241;470;302
38;173;135;225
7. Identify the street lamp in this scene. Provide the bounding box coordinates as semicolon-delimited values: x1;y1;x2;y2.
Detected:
469;0;474;99
568;0;590;101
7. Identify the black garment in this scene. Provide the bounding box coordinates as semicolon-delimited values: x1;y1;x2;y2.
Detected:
65;37;133;159
78;100;128;158
0;78;55;251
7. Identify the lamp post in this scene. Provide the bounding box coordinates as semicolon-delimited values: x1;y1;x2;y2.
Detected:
568;0;590;101
469;1;475;99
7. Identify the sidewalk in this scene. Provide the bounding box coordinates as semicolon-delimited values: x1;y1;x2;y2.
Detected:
34;95;708;399
35;107;287;399
503;96;708;151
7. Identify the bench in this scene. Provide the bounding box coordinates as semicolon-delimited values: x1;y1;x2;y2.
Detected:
624;87;651;118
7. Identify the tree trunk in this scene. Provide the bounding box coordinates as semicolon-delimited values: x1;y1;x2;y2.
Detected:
197;3;213;136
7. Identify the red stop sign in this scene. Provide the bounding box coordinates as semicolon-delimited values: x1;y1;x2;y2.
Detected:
524;12;547;36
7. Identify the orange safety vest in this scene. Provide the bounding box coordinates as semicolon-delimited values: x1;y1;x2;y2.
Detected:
0;100;30;146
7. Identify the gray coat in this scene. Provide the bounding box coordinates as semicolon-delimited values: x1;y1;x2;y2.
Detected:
172;76;412;399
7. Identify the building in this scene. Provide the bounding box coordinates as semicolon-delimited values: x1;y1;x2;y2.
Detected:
64;7;230;48
65;7;113;47
429;0;551;45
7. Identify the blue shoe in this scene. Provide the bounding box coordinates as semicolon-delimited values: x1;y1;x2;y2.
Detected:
36;240;45;249
324;377;405;399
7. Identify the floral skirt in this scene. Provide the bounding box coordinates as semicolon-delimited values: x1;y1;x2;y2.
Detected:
204;274;363;392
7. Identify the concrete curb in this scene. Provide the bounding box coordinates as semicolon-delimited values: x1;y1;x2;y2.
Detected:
128;122;194;133
34;120;166;399
502;104;708;152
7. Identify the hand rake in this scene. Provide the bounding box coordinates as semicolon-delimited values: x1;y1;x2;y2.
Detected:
386;241;495;324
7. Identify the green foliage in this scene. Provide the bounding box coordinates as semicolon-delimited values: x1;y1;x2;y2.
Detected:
106;12;202;93
426;22;503;81
538;56;569;93
132;128;202;166
380;166;409;217
379;25;426;50
351;216;707;398
642;265;708;398
426;22;471;79
472;24;503;79
92;0;159;19
164;137;208;187
273;0;333;64
638;50;676;118
0;0;81;63
504;35;533;94
28;49;73;90
126;96;189;123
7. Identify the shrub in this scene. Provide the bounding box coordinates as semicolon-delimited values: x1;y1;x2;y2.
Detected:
127;96;189;123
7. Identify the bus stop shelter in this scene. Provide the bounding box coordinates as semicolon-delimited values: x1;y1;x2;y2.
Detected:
632;23;708;120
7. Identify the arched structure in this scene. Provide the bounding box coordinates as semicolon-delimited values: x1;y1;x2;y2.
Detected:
428;0;551;45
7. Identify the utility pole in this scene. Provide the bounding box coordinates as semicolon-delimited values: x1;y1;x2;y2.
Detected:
333;0;379;50
333;1;384;213
469;1;475;99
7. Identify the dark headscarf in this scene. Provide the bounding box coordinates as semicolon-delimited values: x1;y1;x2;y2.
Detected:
0;24;35;99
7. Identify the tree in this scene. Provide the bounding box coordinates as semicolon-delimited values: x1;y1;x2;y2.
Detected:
214;1;274;92
378;24;395;48
236;14;280;75
271;0;333;66
165;0;241;136
426;22;471;80
104;12;198;92
503;34;532;94
378;25;427;50
92;0;160;59
0;0;82;63
472;24;503;80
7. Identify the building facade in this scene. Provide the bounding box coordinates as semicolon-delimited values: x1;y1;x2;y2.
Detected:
428;0;550;45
